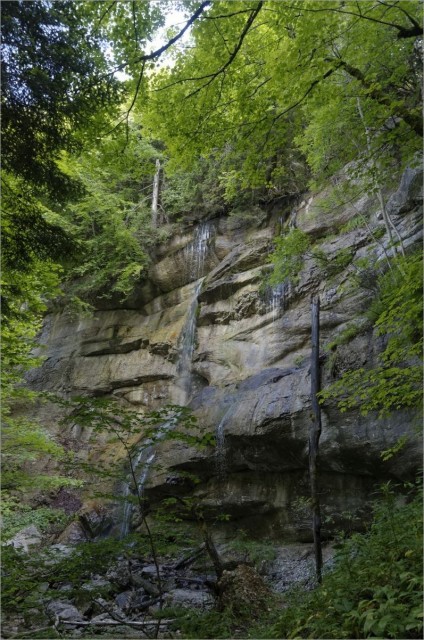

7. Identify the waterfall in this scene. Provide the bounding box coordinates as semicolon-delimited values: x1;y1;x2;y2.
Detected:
119;445;149;539
118;424;171;539
215;406;234;481
174;279;203;406
266;282;288;321
184;221;213;281
119;448;155;540
118;224;210;537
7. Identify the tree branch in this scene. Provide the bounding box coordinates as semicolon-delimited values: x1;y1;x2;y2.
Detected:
93;598;149;638
113;1;211;74
266;67;336;136
104;60;146;138
132;1;139;49
204;9;254;20
336;59;423;136
182;1;264;100
59;619;175;629
286;2;422;38
96;1;117;29
377;0;422;31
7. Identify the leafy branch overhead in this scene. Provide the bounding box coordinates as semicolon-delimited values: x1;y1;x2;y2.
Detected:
0;2;422;639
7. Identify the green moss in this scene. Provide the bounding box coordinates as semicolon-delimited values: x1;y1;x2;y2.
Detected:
326;321;367;351
339;215;366;234
312;246;353;278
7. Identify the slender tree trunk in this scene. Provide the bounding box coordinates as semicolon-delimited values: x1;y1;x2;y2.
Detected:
310;295;323;583
125;442;163;639
356;98;405;257
151;159;161;228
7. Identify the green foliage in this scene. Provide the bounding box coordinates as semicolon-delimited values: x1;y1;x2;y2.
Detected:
380;435;409;462
1;545;46;617
1;537;129;615
58;130;165;302
1;174;76;276
1;214;77;498
1;0;123;196
161;153;227;220
254;482;423;639
340;216;367;234
1;504;71;541
226;530;277;567
145;0;421;201
167;607;238;639
313;246;353;278
327;322;368;351
1;416;77;494
63;396;202;452
320;252;423;415
269;229;311;285
61;397;212;524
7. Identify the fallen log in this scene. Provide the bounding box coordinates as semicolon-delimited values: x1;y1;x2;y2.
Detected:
172;543;206;570
59;618;175;628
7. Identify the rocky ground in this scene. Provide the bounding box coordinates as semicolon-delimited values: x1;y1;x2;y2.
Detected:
4;523;337;639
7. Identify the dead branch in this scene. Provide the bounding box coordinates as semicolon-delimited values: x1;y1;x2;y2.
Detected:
92;598;149;637
172;543;206;570
59;619;175;628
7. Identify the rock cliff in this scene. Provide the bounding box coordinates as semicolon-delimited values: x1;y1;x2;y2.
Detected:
27;167;423;541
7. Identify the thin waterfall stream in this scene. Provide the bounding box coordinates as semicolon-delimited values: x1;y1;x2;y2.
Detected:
266;282;288;321
117;222;213;538
215;407;233;481
214;282;289;481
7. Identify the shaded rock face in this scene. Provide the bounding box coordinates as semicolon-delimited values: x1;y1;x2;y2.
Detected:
28;168;423;540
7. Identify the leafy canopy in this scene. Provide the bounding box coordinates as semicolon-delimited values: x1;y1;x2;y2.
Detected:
57;127;165;303
144;1;422;193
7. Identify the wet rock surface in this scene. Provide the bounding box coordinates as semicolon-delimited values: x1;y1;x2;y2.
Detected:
22;167;423;542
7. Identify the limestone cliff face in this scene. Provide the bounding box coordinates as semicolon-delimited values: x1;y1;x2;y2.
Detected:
28;168;423;541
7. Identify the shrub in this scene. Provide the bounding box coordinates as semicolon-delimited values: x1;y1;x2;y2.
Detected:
253;482;423;639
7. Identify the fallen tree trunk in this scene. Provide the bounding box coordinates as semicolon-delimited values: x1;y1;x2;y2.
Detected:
59;618;175;628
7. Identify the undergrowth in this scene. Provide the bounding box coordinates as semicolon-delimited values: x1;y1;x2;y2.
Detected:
164;481;422;639
251;481;423;639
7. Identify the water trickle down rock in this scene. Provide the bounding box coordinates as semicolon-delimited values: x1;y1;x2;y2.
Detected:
117;283;204;535
118;227;212;536
185;222;213;281
118;431;168;539
265;282;288;322
215;407;234;483
174;279;204;406
119;445;150;540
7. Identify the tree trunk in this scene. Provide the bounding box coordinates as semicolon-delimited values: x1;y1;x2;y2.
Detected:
356;98;405;257
310;295;323;583
151;159;161;227
199;518;224;578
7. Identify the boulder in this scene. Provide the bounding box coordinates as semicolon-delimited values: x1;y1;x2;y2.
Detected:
114;590;134;611
7;525;42;552
46;600;85;623
165;587;215;610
